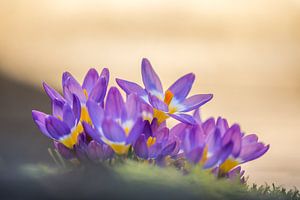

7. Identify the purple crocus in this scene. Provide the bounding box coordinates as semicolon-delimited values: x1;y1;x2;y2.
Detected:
43;68;109;123
73;133;114;162
83;87;146;155
32;95;83;149
171;109;269;176
116;58;213;124
134;120;179;161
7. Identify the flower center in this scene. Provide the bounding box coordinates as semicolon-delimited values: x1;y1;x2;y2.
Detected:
146;136;156;148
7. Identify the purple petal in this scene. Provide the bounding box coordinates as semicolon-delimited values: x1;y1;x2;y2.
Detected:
193;108;202;124
202;118;216;136
206;128;221;153
185;146;204;164
231;128;242;158
154;127;169;143
72;94;81;123
82;68;99;95
170;123;189;140
62;104;76;129
169;113;196;125
43;82;64;102
62;72;86;103
116;78;146;96
86;100;104;129
149;94;168;112
125;94;141;120
203;152;220;169
126;118;145;144
105;87;124;119
52;99;64;119
216;117;229;136
134;135;149;159
102;119;126;142
54;141;74;159
227;166;242;180
89;77;107;103
87;140;113;161
99;68;110;82
148;143;163;158
167;73;195;102
82;122;103;144
242;134;258;145
218;142;234;164
45;116;71;140
240;143;269;163
179;94;213;112
141;58;163;94
86;140;103;161
160;142;176;157
32;110;52;138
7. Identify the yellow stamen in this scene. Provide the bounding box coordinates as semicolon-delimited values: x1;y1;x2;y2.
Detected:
164;90;174;105
200;146;208;164
83;89;88;99
124;127;130;136
153;108;169;124
80;106;92;124
146;136;156;148
60;123;83;149
110;143;130;155
219;159;239;174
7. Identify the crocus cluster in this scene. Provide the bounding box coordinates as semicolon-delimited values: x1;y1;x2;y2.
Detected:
32;58;269;181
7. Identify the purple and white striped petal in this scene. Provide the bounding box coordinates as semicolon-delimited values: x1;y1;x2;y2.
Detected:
32;110;52;138
52;99;64;119
72;94;81;123
149;94;168;112
89;77;107;103
86;100;104;130
116;78;146;96
105;87;124;119
216;117;229;136
45;116;71;140
102;119;127;143
62;72;86;103
99;68;110;83
167;73;195;102
62;103;76;129
82;68;99;95
240;143;269;163
169;113;196;125
126;118;145;144
141;58;163;94
43;82;64;102
179;94;213;112
125;94;141;120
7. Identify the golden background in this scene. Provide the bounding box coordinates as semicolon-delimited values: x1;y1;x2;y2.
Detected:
1;0;300;188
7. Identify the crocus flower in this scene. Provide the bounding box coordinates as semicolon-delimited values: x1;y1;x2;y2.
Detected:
134;120;179;161
116;58;213;124
32;95;83;149
73;133;114;162
83;87;146;155
171;109;269;177
43;68;109;123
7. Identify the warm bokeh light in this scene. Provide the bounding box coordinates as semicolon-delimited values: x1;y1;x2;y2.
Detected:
1;0;300;188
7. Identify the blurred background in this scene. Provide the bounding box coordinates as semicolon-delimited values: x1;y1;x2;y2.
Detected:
0;0;299;188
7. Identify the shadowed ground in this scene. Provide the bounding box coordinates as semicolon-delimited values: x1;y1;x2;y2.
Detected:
0;72;52;165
